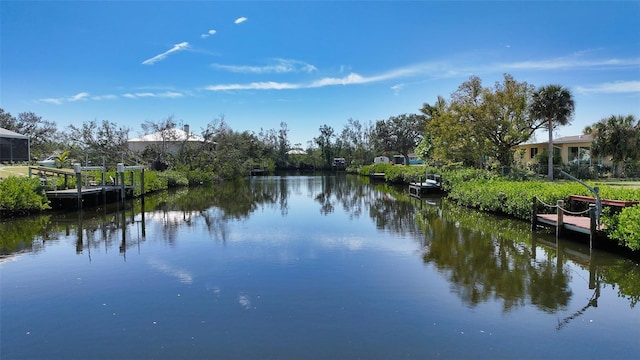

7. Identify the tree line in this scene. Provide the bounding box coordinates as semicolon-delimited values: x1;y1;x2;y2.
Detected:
1;73;638;179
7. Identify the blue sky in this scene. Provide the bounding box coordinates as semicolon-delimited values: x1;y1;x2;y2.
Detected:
1;1;639;147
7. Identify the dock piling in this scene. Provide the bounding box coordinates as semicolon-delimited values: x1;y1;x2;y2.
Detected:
556;200;564;238
589;204;597;249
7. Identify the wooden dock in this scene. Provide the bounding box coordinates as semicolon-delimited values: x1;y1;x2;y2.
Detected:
409;174;443;197
535;213;599;235
532;194;638;249
30;163;145;209
45;185;129;199
532;197;602;248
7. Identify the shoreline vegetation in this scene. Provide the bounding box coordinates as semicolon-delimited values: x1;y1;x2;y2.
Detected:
354;163;640;253
1;164;639;253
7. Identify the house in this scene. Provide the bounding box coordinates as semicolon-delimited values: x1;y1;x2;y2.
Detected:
127;125;210;154
514;134;612;167
373;156;390;164
0;127;30;162
392;153;423;165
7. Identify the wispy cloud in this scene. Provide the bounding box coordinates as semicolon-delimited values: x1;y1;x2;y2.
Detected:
91;94;118;101
234;17;248;24
212;59;318;74
391;84;405;95
142;42;189;65
501;56;640;71
39;92;90;104
204;81;300;91
122;91;185;99
201;29;217;39
203;64;437;92
575;81;640;94
69;92;90;101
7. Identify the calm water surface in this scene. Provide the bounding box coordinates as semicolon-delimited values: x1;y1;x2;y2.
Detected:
1;174;639;359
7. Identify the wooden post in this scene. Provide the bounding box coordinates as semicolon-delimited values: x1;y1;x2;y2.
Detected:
74;163;82;208
140;168;145;196
117;163;125;202
556;200;564;238
531;196;538;231
589;203;597;249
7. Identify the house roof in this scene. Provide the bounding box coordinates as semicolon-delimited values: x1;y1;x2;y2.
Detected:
128;128;205;143
0;127;29;139
525;134;593;146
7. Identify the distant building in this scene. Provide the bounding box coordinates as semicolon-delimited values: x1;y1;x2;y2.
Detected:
0;127;30;162
127;125;211;154
373;156;390;164
513;134;612;167
392;153;423;165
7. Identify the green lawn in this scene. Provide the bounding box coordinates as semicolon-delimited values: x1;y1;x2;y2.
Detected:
0;166;30;179
594;180;640;189
0;165;75;180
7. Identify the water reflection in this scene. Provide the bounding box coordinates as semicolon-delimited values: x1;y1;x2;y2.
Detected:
1;174;638;312
414;197;639;316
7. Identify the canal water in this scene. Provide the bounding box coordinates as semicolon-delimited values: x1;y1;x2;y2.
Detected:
1;174;639;359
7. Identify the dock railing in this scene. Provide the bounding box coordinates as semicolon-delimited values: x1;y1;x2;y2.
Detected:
560;170;601;227
532;196;599;248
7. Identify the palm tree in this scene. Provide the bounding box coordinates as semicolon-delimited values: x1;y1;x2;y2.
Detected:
530;85;575;180
584;115;639;177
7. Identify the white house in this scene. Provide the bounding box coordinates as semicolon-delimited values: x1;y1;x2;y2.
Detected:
127;125;209;154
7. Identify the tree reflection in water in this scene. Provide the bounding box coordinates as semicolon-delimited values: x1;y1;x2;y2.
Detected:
1;174;638;310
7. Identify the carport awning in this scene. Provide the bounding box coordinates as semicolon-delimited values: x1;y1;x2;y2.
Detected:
0;128;29;139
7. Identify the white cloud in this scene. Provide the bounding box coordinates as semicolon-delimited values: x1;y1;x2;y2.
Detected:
212;59;318;74
391;84;405;95
91;94;118;100
122;91;185;99
203;72;385;92
501;56;640;71
205;81;300;91
40;98;63;105
39;92;90;104
309;73;368;87
69;92;90;101
142;42;189;65
234;17;247;24
201;29;217;39
575;81;640;94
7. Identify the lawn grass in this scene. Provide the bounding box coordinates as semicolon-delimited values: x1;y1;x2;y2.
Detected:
0;165;75;180
594;180;640;189
0;166;30;178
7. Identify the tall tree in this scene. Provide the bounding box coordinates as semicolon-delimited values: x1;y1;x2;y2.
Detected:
479;74;541;166
422;92;484;166
67;120;130;166
339;118;372;166
314;125;335;168
530;85;575;180
373;113;424;164
584;115;639;177
276;122;290;167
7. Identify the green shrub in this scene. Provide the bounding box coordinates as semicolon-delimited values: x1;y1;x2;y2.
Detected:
157;170;188;188
603;205;640;251
0;176;50;214
185;170;219;186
